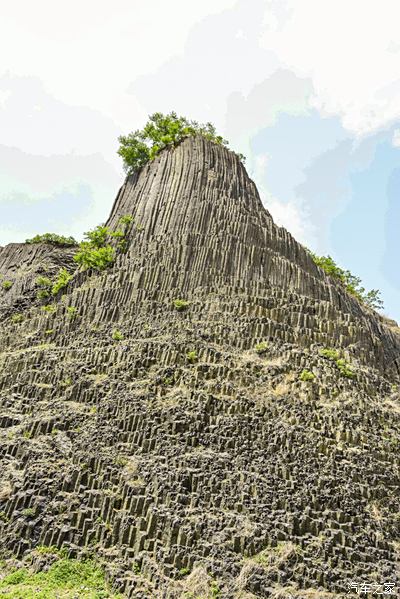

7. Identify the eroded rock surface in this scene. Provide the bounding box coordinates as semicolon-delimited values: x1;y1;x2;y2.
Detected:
0;137;399;598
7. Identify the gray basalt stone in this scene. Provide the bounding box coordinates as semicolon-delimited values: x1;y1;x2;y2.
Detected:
0;136;399;598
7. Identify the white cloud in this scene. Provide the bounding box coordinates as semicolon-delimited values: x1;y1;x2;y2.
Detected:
0;74;121;164
265;195;312;246
128;0;278;140
250;151;315;246
225;69;312;164
0;0;237;132
0;1;398;245
392;129;400;147
0;144;120;243
261;0;400;135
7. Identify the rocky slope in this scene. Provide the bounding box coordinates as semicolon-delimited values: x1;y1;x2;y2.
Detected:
0;136;399;598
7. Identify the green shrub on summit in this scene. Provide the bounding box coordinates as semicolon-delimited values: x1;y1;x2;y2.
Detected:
25;233;77;246
118;112;245;174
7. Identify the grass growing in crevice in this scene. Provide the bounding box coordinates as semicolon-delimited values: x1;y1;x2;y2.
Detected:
320;348;355;379
299;369;315;382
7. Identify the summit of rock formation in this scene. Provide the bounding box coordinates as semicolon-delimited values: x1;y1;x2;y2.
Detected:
0;136;399;598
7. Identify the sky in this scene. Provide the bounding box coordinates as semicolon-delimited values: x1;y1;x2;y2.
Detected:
0;0;399;321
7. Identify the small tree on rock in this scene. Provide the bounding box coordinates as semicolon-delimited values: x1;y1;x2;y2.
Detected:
117;112;244;174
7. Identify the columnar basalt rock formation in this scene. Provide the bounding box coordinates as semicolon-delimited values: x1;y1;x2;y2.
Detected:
0;136;399;598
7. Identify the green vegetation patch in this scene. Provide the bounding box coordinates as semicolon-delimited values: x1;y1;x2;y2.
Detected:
66;306;78;319
74;241;115;272
173;299;190;311
299;369;315;382
1;280;13;291
25;233;77;246
41;304;57;314
0;555;122;598
187;350;198;364
112;329;124;342
336;358;355;379
118;111;245;174
254;341;268;355
11;313;24;324
36;269;72;300
320;348;355;379
51;268;72;296
36;276;52;300
319;348;340;361
74;217;133;272
307;250;383;311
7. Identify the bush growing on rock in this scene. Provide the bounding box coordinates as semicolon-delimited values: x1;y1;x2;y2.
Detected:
118;112;245;174
41;304;57;314
25;233;77;246
36;271;71;300
36;276;52;288
307;250;383;311
336;358;355;379
187;350;198;363
73;217;133;271
84;225;110;248
112;329;124;341
320;347;355;379
320;348;340;361
255;341;268;355
300;369;315;382
1;280;13;290
66;306;78;319
118;214;134;227
36;276;52;300
11;313;24;323
51;268;72;296
173;299;189;311
74;244;115;271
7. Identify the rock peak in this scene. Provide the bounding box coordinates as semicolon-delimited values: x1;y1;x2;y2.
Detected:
0;135;399;597
103;135;399;377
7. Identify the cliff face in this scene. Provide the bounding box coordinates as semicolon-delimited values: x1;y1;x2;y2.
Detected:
0;137;399;598
0;242;76;317
106;136;399;375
